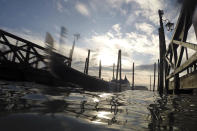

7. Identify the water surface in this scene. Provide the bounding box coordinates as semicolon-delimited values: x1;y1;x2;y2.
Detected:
0;80;197;131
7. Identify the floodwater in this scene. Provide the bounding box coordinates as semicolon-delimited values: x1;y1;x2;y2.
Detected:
0;80;197;131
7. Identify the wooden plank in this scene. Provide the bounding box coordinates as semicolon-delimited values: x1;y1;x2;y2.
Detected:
169;71;197;90
167;52;197;79
176;46;185;67
173;40;197;51
165;56;175;69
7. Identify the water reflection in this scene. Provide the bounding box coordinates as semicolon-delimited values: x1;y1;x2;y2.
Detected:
1;81;197;130
148;95;197;131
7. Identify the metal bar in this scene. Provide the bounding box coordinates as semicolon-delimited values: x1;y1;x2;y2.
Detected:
1;34;23;63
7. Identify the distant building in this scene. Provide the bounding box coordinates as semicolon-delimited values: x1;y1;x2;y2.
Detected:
109;75;130;91
134;86;148;90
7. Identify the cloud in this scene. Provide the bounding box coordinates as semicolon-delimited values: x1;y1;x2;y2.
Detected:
135;64;156;71
135;22;154;34
57;1;64;13
112;24;121;33
75;2;90;17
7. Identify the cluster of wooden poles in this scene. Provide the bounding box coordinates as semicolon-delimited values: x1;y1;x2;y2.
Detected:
83;49;160;91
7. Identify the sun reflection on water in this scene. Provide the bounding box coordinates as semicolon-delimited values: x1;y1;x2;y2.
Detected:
97;111;111;119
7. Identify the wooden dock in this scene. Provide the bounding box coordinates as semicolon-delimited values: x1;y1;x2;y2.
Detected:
158;0;197;94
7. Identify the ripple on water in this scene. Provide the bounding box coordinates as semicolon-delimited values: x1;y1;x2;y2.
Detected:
1;81;197;131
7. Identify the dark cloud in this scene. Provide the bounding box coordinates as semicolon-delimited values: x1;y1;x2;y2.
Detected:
176;0;184;4
73;60;84;65
135;64;158;71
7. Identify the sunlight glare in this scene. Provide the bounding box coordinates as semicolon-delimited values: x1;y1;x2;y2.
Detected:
97;111;110;119
97;49;116;66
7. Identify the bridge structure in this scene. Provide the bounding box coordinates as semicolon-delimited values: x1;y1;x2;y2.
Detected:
159;0;197;94
0;29;71;69
0;29;71;85
0;29;109;91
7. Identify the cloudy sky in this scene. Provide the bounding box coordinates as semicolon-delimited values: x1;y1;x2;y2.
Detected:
0;0;195;88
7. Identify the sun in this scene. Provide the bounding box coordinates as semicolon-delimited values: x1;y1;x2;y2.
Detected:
97;49;116;66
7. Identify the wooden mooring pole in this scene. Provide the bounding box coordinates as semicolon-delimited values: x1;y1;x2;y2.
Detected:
158;10;167;96
99;60;102;78
119;50;122;92
116;52;120;81
153;62;156;92
116;50;122;92
113;63;115;80
84;50;90;75
157;59;160;91
132;62;134;90
150;75;151;91
84;58;87;74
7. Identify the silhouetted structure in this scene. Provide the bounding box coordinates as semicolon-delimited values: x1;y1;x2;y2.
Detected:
159;0;197;94
0;29;108;91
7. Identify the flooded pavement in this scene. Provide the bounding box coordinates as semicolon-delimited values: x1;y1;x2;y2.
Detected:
0;80;197;131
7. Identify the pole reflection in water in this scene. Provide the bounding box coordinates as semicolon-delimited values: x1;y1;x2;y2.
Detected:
0;80;197;131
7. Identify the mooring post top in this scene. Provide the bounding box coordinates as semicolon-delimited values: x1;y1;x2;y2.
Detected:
158;10;164;15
